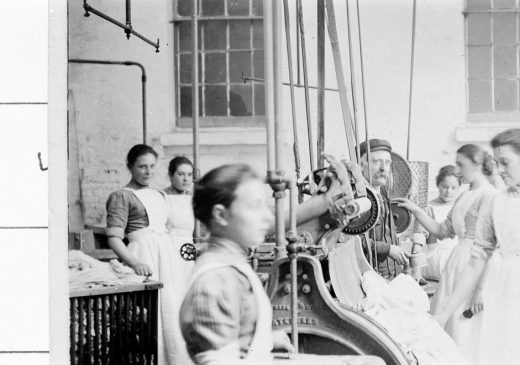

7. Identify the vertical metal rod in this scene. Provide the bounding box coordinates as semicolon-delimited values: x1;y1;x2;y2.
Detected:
355;0;372;186
296;1;301;85
264;0;275;172
125;0;132;40
192;0;201;241
273;0;284;171
142;72;147;144
406;0;417;160
288;179;298;352
317;0;326;169
283;0;301;180
355;0;375;272
324;0;357;160
297;0;316;171
265;0;285;254
289;179;297;234
274;0;286;252
290;257;298;352
345;0;360;163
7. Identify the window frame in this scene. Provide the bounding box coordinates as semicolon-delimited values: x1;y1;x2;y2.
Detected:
172;10;266;128
464;2;520;123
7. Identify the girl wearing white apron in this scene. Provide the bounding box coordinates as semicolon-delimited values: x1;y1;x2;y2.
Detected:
178;164;287;364
476;190;520;364
106;145;191;365
164;156;196;290
433;129;520;365
420;198;459;279
397;144;497;363
183;246;274;365
414;165;461;280
179;164;384;365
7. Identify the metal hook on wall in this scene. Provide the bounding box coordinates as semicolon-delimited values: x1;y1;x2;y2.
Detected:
38;152;48;171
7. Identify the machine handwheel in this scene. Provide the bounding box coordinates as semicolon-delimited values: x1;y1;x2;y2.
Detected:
389;201;412;234
180;243;197;261
343;187;380;235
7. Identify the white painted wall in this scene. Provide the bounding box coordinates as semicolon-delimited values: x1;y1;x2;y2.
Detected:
68;0;175;226
68;0;516;227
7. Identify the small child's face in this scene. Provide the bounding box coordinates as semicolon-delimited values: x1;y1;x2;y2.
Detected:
438;175;459;203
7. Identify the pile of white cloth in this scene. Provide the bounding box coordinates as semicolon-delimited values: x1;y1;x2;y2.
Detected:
357;272;468;365
69;250;147;290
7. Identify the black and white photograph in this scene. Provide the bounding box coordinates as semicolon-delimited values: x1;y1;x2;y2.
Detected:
2;0;520;364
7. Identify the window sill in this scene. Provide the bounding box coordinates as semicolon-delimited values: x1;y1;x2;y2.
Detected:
160;127;267;147
456;123;520;142
456;112;520;142
177;116;265;128
466;112;520;124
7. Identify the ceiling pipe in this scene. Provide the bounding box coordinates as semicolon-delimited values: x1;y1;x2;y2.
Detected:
83;0;160;52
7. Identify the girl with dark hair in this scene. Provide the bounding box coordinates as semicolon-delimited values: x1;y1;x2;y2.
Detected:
164;155;196;312
105;144;191;365
397;144;497;363
413;165;461;281
435;129;520;364
179;162;384;365
164;155;195;236
166;156;194;195
179;164;291;364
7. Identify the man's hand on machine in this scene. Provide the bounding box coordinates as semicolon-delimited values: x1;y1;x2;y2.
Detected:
388;245;411;266
321;154;350;187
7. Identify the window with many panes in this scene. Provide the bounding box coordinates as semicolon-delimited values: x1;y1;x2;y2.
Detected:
173;0;265;127
465;0;520;120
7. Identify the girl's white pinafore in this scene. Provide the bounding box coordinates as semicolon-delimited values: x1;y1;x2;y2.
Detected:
478;191;520;365
126;187;193;365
